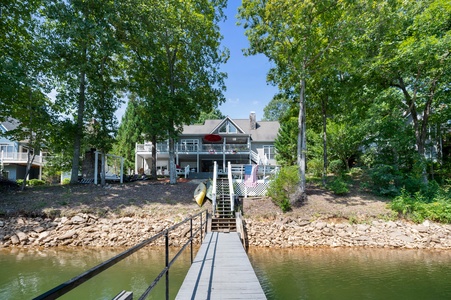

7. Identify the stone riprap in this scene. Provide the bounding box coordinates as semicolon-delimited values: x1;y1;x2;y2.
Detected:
245;218;451;249
0;214;201;248
1;215;451;249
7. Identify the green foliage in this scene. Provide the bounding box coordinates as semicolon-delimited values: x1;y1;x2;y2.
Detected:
267;166;300;212
61;178;71;185
367;164;402;197
307;158;323;177
391;187;451;223
329;160;345;175
327;177;349;195
274;117;298;166
28;179;46;186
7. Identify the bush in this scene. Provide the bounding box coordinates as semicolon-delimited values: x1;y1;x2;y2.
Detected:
368;164;402;197
28;179;46;186
267;165;299;212
329;160;344;175
0;178;20;193
390;187;451;223
61;178;71;185
307;158;323;177
327;177;349;195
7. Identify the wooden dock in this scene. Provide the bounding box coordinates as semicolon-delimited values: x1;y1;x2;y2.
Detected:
176;231;266;299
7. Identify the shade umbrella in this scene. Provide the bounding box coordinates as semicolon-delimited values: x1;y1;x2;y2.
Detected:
204;134;222;142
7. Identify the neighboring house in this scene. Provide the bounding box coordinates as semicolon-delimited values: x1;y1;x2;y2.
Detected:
135;112;280;175
0;119;46;181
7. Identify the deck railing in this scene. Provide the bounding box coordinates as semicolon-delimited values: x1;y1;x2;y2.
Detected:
0;152;50;166
230;164;280;180
33;210;208;300
136;143;250;154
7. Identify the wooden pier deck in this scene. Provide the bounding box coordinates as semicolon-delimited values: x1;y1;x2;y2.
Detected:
176;231;266;300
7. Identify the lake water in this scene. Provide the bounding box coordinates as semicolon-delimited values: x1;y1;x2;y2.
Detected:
1;246;451;299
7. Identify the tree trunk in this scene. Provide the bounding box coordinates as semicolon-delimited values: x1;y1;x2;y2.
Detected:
100;152;106;187
321;96;327;186
298;78;307;199
21;151;36;191
169;137;177;184
70;48;87;184
150;135;157;180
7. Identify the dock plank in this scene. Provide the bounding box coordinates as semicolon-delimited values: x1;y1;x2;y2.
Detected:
176;232;266;300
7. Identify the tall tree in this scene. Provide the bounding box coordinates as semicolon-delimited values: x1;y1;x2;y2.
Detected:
239;0;353;199
358;0;451;183
42;0;125;184
122;0;228;184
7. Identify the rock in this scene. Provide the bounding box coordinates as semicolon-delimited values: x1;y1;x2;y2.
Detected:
0;221;4;227
10;235;20;245
16;231;28;242
71;215;86;224
58;230;76;240
33;226;45;233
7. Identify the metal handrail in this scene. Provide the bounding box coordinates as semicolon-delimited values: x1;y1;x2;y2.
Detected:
33;210;208;300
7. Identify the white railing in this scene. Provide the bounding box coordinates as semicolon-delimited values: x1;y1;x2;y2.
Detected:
212;161;218;216
230;164;280;180
227;161;234;212
250;150;261;164
0;152;49;166
135;143;250;154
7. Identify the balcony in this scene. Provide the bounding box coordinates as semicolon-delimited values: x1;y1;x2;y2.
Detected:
0;152;49;167
136;143;250;155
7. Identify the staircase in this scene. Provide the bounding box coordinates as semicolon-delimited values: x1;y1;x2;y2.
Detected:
210;178;236;232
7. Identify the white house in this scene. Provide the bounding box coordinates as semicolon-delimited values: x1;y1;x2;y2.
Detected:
135;112;280;176
0;119;47;181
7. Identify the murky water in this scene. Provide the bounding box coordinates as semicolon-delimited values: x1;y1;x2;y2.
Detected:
1;247;451;299
248;247;451;300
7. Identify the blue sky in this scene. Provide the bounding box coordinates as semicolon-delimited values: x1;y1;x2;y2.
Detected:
116;1;278;122
217;2;278;121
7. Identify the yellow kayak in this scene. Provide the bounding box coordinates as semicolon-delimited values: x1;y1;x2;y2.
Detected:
194;182;207;207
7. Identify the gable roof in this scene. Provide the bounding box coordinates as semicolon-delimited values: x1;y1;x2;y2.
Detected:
182;117;280;142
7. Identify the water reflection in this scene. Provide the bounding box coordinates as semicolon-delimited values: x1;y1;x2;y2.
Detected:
0;247;191;300
248;247;451;300
2;247;451;300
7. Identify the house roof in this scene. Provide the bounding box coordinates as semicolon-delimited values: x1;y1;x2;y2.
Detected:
182;116;280;142
1;118;19;132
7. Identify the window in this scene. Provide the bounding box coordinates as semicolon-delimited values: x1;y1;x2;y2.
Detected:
180;139;199;152
263;145;275;160
0;144;14;158
216;121;238;134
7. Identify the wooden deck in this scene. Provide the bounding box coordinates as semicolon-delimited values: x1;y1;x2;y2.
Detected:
176;232;266;300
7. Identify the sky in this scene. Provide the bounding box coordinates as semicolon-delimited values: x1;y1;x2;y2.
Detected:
217;1;278;121
115;1;278;123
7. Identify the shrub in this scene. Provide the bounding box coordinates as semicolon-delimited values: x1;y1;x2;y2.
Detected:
327;177;349;195
349;167;363;176
329;160;344;175
61;178;71;185
390;187;451;223
307;158;323;177
16;179;24;186
0;178;20;193
368;164;402;197
28;179;46;186
267;165;299;212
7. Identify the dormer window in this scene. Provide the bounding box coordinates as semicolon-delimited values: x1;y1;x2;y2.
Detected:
216;120;238;134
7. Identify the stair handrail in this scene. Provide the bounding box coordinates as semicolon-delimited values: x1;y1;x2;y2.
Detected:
212;161;218;216
227;161;234;212
250;150;261;164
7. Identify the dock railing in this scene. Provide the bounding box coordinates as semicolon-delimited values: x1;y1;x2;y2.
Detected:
33;210;208;300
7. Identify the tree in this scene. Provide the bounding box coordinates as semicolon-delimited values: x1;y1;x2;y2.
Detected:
122;0;228;184
239;0;354;199
113;96;144;174
42;0;124;184
3;92;53;190
274;116;298;166
358;0;451;183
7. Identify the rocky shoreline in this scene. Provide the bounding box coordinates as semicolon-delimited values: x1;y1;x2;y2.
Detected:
1;214;451;250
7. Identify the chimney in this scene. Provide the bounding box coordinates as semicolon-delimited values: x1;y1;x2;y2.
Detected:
250;111;256;130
